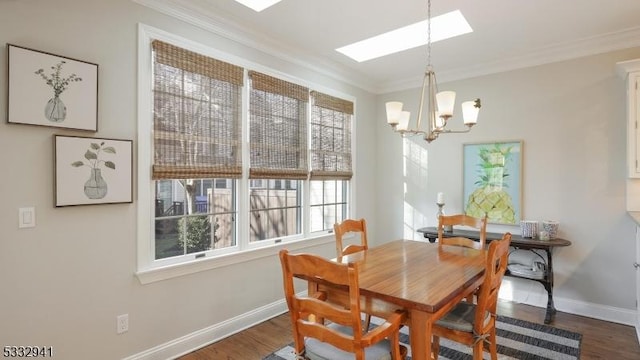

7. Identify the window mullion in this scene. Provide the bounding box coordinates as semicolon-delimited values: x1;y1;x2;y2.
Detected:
303;98;312;237
238;68;251;251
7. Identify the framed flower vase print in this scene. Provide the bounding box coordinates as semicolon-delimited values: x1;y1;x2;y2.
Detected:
54;135;132;207
462;140;523;225
7;44;98;131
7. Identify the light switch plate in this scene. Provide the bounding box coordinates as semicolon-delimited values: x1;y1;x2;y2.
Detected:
19;207;35;228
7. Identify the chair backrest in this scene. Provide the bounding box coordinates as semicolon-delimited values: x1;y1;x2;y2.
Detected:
279;249;365;355
334;218;368;257
437;214;487;250
474;232;512;329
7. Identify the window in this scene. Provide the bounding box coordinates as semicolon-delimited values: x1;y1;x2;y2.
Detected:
309;91;353;231
249;179;301;242
137;27;355;278
248;71;308;242
310;179;348;232
151;40;242;260
155;179;236;258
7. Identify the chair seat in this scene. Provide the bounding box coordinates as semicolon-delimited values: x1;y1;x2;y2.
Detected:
305;323;394;360
435;302;491;332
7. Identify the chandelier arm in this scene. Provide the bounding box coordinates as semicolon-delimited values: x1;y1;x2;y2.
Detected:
435;126;474;134
427;69;438;134
415;71;429;131
397;129;428;137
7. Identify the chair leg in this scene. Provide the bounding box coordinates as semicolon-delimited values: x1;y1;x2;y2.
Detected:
489;327;498;360
432;335;440;360
472;340;483;360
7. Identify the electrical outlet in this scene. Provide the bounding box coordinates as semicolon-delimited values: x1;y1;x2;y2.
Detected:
117;314;129;334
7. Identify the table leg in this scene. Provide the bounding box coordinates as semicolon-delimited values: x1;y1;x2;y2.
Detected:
409;310;432;360
543;248;557;324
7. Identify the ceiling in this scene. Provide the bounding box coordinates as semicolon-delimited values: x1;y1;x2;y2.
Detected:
138;0;640;93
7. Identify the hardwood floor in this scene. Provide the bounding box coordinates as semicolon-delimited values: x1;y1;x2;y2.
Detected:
179;300;640;360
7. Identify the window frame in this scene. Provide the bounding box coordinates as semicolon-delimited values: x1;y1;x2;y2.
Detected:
310;179;349;233
136;24;356;284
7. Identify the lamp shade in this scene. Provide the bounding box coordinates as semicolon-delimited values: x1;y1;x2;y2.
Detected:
397;111;411;131
461;100;479;125
436;91;456;117
385;101;403;125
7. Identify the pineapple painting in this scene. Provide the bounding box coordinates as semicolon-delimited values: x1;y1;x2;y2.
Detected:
463;142;522;224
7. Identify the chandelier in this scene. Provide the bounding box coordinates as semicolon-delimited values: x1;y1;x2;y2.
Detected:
385;0;481;143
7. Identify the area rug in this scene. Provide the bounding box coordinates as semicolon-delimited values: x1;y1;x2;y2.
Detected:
263;315;582;360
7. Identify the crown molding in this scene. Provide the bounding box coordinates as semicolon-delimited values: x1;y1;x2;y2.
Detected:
378;26;640;93
132;0;378;92
616;58;640;78
134;0;640;95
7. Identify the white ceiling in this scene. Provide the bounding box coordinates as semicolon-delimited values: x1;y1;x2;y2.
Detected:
137;0;640;93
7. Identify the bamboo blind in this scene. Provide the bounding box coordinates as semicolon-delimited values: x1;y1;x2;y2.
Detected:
309;91;353;180
248;71;309;180
152;40;243;180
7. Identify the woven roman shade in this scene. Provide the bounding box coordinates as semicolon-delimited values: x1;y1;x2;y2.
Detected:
248;71;309;179
310;91;353;180
152;40;243;180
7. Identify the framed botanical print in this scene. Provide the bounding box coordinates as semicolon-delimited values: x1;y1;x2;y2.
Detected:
7;44;98;131
462;140;523;225
54;135;132;207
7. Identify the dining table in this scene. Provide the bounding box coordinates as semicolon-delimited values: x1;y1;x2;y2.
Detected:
307;239;486;360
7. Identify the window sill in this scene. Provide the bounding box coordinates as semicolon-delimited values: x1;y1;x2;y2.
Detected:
135;233;335;284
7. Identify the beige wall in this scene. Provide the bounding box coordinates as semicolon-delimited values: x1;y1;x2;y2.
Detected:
2;0;639;358
377;47;640;315
0;0;378;359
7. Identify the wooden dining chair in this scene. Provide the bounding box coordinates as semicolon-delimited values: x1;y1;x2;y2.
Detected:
437;214;488;250
431;232;512;360
438;214;488;303
334;218;368;257
333;218;374;329
279;249;407;360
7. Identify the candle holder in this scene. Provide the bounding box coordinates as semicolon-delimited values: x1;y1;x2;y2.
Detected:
436;203;453;232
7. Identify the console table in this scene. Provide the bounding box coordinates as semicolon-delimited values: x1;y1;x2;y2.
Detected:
416;227;571;324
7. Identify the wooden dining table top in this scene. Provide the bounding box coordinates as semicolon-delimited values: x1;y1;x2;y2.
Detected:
336;239;486;313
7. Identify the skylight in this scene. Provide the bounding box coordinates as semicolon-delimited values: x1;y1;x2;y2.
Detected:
336;10;473;62
234;0;282;12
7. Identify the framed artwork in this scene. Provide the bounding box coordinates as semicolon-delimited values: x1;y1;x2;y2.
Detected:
462;140;523;225
7;44;98;131
54;135;132;207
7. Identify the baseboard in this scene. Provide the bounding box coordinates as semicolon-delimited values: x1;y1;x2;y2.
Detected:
500;278;637;326
126;285;637;359
122;298;289;360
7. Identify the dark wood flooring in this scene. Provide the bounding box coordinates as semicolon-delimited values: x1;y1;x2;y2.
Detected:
179;300;640;359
